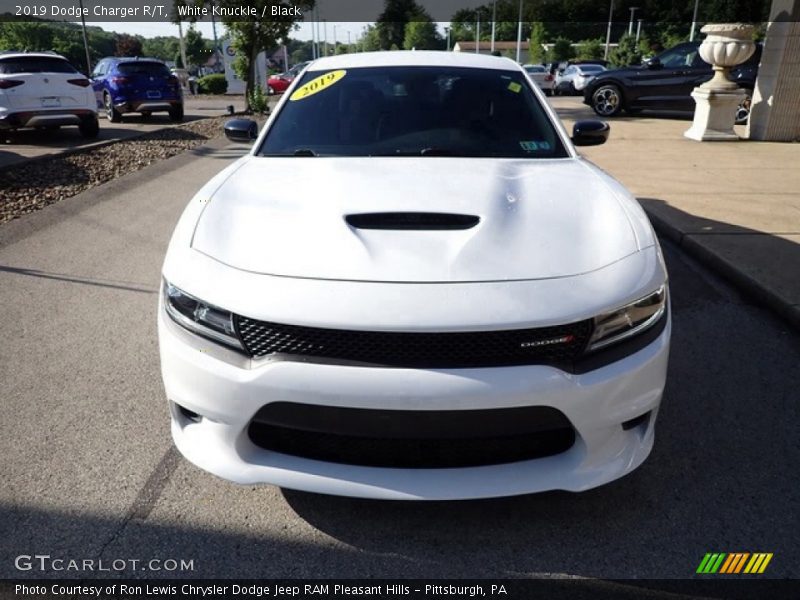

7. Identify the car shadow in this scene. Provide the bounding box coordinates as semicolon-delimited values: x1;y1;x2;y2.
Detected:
279;232;800;579
638;198;800;327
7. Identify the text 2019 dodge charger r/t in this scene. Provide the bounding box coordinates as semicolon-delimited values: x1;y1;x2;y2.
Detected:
159;52;670;500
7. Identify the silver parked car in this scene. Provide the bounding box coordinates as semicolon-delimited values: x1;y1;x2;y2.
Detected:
523;64;555;96
555;64;606;95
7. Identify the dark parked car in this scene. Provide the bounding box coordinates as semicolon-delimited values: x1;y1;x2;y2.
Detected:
91;57;184;123
583;42;761;124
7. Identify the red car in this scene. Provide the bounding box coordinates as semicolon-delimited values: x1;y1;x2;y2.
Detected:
266;61;310;95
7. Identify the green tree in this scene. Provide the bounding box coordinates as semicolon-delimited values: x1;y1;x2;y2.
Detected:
575;38;604;60
403;18;440;50
361;24;382;51
376;0;429;50
0;22;54;52
610;33;642;67
528;21;548;63
115;34;143;57
142;36;181;61
184;25;207;67
552;37;575;62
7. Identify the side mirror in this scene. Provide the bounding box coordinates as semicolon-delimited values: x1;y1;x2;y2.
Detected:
224;118;258;143
646;57;662;69
572;120;610;147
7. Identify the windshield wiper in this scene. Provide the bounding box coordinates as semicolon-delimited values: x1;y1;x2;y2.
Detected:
370;148;463;157
292;149;317;157
420;147;461;156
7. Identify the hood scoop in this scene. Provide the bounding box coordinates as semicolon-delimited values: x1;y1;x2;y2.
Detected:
345;212;480;231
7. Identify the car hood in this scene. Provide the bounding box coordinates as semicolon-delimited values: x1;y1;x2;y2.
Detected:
191;157;640;283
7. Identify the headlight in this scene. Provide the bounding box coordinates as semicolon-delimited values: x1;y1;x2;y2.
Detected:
587;285;667;351
163;281;243;350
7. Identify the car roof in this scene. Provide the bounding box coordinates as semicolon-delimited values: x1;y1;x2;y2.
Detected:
0;52;69;60
106;57;166;64
307;51;522;72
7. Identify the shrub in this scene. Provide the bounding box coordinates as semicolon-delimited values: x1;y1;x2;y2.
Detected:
248;84;268;115
197;73;227;95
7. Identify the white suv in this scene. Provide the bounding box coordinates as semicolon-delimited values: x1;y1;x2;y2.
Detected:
0;52;99;139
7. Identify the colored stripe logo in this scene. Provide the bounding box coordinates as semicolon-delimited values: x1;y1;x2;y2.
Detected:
697;553;773;574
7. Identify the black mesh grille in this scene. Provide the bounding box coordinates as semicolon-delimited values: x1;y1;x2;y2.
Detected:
248;403;576;468
235;317;593;368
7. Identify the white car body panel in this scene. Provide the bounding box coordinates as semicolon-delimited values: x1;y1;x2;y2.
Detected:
0;53;96;129
191;157;641;283
159;51;670;499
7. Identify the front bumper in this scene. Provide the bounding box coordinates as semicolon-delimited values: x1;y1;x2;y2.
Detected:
158;303;671;500
113;98;181;114
0;109;95;130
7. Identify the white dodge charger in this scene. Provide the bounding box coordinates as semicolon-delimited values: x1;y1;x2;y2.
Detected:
159;51;670;500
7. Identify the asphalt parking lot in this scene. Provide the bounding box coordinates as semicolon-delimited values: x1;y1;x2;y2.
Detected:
0;105;797;584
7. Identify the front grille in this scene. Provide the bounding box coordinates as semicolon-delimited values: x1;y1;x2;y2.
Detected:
248;403;576;468
235;316;593;369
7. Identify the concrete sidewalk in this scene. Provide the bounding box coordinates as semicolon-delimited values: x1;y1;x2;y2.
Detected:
555;98;800;330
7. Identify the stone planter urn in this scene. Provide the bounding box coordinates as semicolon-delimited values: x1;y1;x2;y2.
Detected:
685;23;757;141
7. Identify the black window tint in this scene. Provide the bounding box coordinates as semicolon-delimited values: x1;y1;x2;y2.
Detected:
259;66;568;159
659;45;696;68
0;57;77;74
117;62;170;76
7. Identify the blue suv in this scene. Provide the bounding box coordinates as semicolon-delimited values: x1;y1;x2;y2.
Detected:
91;57;184;122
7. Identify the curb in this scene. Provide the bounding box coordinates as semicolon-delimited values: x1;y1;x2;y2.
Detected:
644;208;800;332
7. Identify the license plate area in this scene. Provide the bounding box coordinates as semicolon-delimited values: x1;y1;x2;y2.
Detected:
146;90;162;99
41;97;61;108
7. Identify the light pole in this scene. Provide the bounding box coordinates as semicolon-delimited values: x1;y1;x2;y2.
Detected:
476;10;481;54
689;0;700;41
515;0;523;63
333;25;337;55
77;0;91;76
311;14;317;59
444;27;450;51
604;0;615;60
628;7;639;36
490;0;497;53
323;20;328;57
636;19;643;44
210;0;221;73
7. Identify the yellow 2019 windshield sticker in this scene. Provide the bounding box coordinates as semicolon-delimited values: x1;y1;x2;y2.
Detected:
290;70;347;101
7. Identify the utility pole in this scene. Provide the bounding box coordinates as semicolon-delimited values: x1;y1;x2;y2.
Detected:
323;20;328;56
689;0;700;41
177;20;188;69
333;25;337;55
476;10;481;54
491;0;497;53
628;7;639;36
636;19;643;44
78;0;91;76
515;0;523;63
604;0;615;60
210;0;221;73
445;27;451;51
311;14;317;58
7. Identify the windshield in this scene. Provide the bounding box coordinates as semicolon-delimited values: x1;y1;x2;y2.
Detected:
258;66;568;159
525;65;546;73
0;57;77;74
118;61;170;76
579;65;605;73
